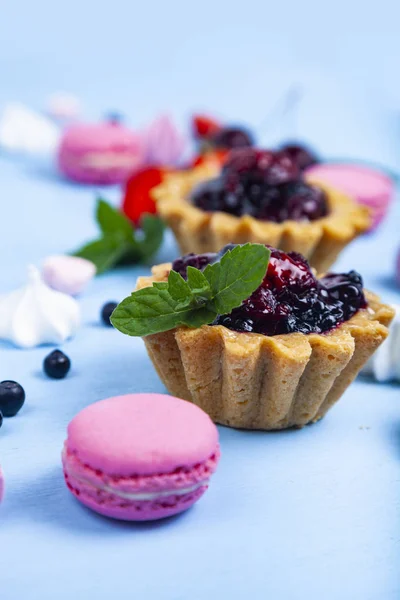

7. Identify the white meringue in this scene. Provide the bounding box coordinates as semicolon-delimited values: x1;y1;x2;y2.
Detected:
0;102;60;155
0;266;80;348
362;304;400;383
42;255;96;296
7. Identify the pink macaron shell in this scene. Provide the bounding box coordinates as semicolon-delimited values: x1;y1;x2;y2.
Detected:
63;446;219;521
57;122;146;185
306;163;394;230
63;393;220;521
0;466;4;503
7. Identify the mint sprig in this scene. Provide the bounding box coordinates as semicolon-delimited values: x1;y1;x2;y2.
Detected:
111;243;270;336
72;198;165;274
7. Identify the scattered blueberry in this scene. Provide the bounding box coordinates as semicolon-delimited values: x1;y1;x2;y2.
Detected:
101;301;118;326
0;381;26;417
43;350;71;379
0;410;3;428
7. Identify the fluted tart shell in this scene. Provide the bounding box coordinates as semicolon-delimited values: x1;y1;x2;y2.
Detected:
153;165;371;273
136;263;394;430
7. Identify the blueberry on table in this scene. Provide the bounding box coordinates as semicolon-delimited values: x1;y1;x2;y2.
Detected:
101;302;118;326
43;350;71;379
0;410;3;428
0;381;26;417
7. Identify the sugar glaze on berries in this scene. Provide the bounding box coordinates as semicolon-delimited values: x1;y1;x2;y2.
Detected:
191;148;328;223
172;245;367;336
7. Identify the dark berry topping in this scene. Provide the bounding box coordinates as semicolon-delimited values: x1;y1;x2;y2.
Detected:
101;302;118;326
172;246;367;336
172;253;217;279
0;381;25;417
280;143;320;171
191;148;328;223
43;350;71;379
210;127;253;150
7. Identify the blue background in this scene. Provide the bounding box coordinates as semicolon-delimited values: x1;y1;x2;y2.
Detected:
1;2;400;598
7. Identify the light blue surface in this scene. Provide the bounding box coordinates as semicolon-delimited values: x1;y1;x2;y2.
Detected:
1;3;400;598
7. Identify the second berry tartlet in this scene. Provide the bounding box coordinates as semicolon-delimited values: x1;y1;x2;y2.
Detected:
154;149;370;273
122;245;393;430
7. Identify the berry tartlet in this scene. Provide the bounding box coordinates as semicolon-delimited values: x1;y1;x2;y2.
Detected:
113;244;393;430
154;148;370;273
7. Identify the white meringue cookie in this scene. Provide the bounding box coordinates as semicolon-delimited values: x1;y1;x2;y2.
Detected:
0;266;80;348
42;255;96;296
362;304;400;383
0;102;60;155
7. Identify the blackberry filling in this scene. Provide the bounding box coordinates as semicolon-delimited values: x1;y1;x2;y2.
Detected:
191;148;328;223
210;127;253;150
171;245;367;336
280;143;320;172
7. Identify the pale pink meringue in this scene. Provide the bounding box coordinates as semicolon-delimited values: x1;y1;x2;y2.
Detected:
144;115;185;167
42;255;96;296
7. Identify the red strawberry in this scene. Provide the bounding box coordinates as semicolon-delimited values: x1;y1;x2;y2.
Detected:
192;149;229;168
192;114;221;139
122;167;166;225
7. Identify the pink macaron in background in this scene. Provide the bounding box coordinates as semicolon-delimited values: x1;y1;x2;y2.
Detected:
306;163;395;231
57;119;145;185
62;393;220;521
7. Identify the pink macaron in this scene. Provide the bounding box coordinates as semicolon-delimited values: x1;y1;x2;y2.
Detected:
57;120;145;185
62;393;220;521
306;163;394;231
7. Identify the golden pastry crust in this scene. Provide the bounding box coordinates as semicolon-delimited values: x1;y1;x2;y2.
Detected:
136;263;394;430
153;165;371;273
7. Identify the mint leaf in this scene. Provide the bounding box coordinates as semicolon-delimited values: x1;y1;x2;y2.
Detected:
186;266;212;300
204;243;270;314
137;214;165;260
97;198;132;239
71;198;165;274
73;237;128;274
167;270;193;303
110;286;202;337
111;243;270;337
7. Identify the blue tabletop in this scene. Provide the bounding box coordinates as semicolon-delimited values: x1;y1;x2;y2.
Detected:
1;2;400;598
